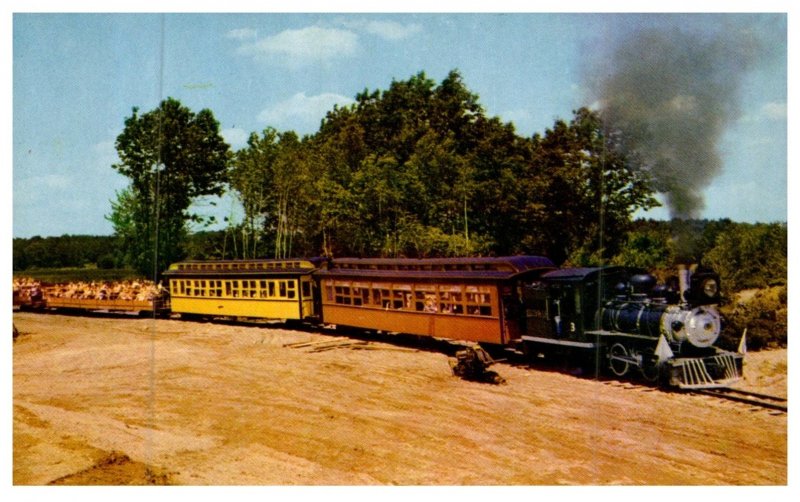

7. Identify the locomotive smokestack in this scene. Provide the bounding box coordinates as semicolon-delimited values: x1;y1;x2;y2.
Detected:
678;264;698;303
678;264;690;303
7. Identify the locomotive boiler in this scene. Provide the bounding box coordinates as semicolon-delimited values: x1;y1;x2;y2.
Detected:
600;267;721;346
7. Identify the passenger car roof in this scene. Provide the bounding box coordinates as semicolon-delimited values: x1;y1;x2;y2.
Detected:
542;266;643;282
319;256;555;281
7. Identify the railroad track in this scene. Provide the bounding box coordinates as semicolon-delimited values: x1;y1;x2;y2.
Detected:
596;379;787;414
691;387;787;414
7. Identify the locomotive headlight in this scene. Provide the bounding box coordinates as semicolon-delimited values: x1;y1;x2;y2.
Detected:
702;278;719;298
684;307;720;348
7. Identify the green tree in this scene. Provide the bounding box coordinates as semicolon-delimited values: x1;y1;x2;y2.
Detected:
229;129;313;259
704;222;787;292
182;230;230;260
229;128;281;258
611;227;673;269
110;98;230;276
530;108;659;265
270;132;313;259
308;70;525;257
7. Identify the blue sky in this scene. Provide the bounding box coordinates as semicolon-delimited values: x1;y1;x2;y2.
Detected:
9;7;789;238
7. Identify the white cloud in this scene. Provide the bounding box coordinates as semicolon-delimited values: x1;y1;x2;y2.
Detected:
338;18;423;41
257;92;355;134
221;127;250;149
586;100;604;112
227;28;257;40
738;101;788;123
361;20;422;40
233;20;421;68
238;26;358;66
760;101;787;120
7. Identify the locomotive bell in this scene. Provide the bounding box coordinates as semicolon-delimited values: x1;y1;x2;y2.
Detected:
614;282;628;300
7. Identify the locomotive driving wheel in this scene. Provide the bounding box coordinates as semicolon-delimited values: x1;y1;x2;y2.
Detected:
608;343;630;377
639;348;661;383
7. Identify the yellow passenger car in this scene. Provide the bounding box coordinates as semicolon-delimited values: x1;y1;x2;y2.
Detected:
163;258;321;321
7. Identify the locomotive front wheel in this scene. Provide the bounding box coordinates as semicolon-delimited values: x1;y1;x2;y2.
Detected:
608;343;630;377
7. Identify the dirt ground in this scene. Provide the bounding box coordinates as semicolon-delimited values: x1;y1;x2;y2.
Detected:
12;311;787;485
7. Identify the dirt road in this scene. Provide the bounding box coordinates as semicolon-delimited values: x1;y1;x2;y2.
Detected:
12;312;787;485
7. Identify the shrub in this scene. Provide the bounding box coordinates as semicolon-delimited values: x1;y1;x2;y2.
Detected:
719;286;787;351
97;253;117;269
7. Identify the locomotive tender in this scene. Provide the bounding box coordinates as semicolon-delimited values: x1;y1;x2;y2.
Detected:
17;256;743;389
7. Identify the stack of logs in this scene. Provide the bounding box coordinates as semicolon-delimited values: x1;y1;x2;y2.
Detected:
13;278;165;302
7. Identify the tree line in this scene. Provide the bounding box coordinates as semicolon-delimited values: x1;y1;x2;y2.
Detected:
15;70;787;297
13;235;118;271
13;219;787;293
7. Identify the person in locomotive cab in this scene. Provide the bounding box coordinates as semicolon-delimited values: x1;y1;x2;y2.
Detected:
553;299;562;337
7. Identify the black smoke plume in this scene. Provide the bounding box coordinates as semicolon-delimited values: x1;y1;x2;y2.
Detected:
588;22;764;219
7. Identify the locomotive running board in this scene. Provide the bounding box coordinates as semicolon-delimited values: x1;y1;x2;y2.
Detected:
585;329;656;342
520;335;598;349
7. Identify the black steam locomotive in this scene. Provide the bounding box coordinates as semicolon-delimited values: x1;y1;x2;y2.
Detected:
521;264;743;388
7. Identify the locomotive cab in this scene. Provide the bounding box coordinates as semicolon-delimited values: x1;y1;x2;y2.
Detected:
522;267;639;343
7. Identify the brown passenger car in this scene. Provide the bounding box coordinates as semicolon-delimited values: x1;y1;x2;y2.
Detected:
316;256;555;345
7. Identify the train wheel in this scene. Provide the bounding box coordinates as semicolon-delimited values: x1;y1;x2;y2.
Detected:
639;349;661;383
608;343;630;377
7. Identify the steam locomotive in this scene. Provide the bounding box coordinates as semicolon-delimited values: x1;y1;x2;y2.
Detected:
15;257;744;389
523;264;743;388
